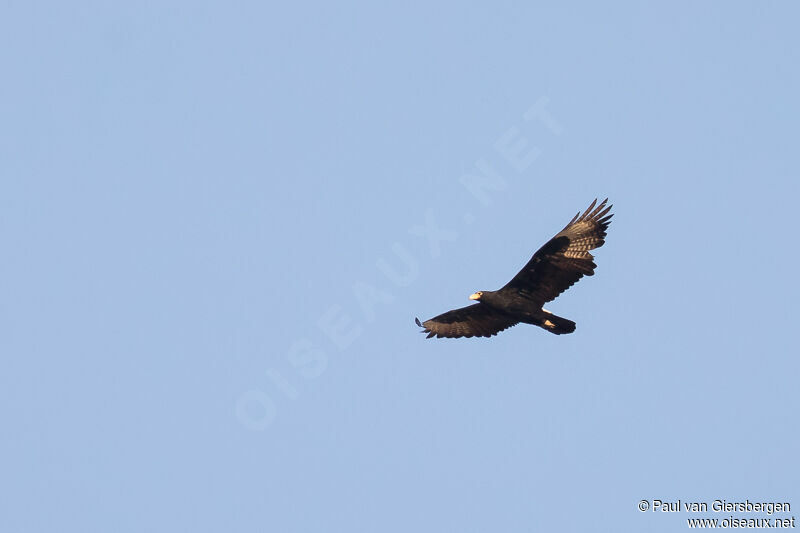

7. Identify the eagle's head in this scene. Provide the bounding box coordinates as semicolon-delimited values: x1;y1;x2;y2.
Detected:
469;291;483;301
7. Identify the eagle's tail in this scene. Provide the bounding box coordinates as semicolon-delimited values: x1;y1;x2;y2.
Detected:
541;313;576;335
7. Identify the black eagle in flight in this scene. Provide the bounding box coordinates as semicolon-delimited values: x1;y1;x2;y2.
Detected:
415;198;613;338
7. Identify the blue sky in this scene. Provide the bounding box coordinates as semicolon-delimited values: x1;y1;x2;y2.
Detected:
1;2;798;532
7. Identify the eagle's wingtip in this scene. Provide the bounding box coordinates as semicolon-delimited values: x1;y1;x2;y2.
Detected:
414;317;422;327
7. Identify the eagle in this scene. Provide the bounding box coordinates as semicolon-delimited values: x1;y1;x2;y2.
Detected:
415;198;613;338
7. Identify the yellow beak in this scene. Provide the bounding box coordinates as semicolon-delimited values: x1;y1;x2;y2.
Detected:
469;292;481;300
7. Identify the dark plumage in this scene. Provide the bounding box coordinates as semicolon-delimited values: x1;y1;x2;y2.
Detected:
415;198;613;338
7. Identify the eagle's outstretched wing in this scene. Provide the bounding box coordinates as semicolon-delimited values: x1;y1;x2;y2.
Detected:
501;198;613;304
415;305;518;339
